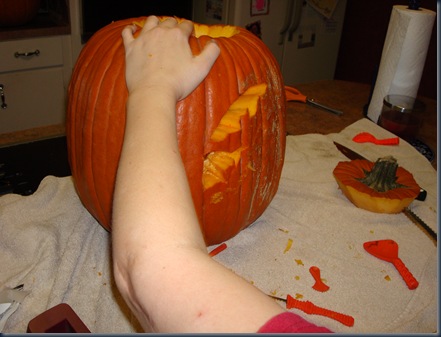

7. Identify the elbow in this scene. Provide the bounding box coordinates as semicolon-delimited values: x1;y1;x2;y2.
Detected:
112;253;136;311
112;248;155;331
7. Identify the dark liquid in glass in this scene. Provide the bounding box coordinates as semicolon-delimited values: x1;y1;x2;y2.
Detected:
378;109;422;140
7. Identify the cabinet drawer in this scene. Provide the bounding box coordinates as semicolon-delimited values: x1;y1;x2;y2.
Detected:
0;36;63;73
0;67;65;133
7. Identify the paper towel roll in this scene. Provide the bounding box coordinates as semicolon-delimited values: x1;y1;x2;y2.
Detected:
367;5;436;122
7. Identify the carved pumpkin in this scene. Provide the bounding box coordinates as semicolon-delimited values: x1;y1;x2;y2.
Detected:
333;157;420;213
67;17;286;245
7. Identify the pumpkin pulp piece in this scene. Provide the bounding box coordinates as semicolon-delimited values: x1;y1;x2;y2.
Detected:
202;147;243;190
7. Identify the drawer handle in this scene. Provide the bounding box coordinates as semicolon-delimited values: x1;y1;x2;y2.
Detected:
14;49;40;58
0;84;7;109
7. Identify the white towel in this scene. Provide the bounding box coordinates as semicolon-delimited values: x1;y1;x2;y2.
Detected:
0;176;142;333
210;118;437;333
0;119;437;333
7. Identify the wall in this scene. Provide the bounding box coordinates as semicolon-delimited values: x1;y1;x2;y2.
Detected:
335;0;437;99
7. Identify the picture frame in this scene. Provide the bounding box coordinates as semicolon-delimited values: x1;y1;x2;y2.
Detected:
250;0;269;16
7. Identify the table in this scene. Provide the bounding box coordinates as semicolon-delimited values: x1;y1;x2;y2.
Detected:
1;81;437;333
285;80;437;168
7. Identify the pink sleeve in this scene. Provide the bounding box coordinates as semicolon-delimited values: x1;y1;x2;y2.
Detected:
258;312;333;333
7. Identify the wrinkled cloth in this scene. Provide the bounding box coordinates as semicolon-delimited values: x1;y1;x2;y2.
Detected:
0;176;142;333
210;118;438;333
0;119;437;333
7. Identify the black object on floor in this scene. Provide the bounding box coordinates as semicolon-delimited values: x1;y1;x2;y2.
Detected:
0;137;71;196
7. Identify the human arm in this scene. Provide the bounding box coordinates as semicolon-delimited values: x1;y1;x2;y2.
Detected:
111;16;329;333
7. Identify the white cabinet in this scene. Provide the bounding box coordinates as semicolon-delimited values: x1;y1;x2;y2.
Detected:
0;35;72;134
193;0;347;85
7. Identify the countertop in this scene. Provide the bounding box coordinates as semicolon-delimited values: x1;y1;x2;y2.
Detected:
0;81;437;334
286;80;437;168
0;80;437;169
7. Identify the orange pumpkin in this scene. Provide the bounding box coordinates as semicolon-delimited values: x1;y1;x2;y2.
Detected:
66;17;286;245
333;157;420;213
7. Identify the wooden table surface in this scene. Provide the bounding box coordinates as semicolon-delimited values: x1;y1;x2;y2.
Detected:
286;80;437;169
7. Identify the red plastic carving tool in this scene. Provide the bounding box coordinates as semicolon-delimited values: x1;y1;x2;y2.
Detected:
208;243;227;257
363;239;419;289
268;294;354;327
352;132;399;145
309;266;330;292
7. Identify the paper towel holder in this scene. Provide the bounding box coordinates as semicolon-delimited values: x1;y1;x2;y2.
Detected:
408;0;420;10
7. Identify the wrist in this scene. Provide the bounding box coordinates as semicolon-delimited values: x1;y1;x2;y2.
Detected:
128;85;178;103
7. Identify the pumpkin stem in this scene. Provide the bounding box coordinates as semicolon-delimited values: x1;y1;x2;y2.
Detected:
358;156;407;192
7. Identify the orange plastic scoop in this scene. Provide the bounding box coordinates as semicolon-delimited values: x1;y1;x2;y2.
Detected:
352;132;399;145
363;239;419;289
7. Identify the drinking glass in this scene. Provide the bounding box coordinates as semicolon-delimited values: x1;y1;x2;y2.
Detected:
378;95;425;141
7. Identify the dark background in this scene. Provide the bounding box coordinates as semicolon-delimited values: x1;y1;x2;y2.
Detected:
334;0;437;99
79;0;437;99
81;0;193;42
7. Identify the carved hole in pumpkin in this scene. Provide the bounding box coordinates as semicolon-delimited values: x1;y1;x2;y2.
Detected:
193;24;240;38
134;18;240;38
202;84;267;190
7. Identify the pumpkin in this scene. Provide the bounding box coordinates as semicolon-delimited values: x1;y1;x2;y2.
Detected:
66;17;286;245
333;156;420;213
0;0;41;27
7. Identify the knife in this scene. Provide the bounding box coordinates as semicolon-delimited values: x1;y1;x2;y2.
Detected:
333;141;437;245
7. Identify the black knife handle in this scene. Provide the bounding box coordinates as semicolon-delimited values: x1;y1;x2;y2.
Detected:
416;189;427;201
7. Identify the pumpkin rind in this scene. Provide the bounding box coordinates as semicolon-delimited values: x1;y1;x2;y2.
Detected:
67;17;286;245
333;159;420;213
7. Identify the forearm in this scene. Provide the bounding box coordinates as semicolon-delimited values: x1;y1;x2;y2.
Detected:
111;92;283;332
113;90;205;251
112;18;285;333
112;90;205;327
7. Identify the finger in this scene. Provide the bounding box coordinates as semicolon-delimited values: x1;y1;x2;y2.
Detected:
121;25;136;45
182;40;220;98
143;15;160;30
160;17;178;28
195;40;220;75
178;19;194;37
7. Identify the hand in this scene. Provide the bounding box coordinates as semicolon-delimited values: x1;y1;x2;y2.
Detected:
122;16;220;101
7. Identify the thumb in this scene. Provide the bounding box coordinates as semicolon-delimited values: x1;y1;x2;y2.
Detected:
179;40;220;101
